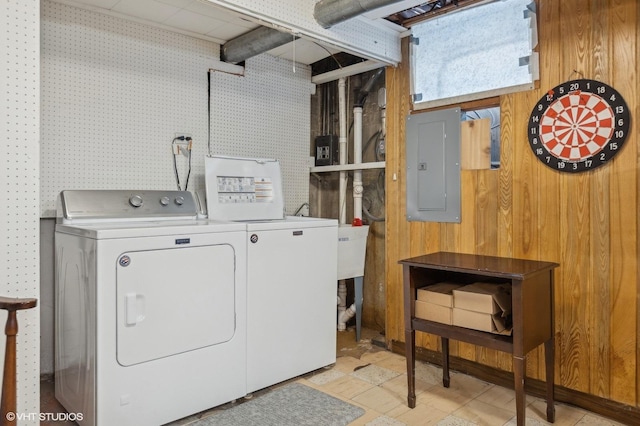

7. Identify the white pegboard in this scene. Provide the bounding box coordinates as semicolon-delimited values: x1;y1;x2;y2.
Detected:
208;54;314;215
204;0;402;64
41;1;314;217
0;0;41;422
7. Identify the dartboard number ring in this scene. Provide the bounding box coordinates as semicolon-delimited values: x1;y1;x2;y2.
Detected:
528;79;630;173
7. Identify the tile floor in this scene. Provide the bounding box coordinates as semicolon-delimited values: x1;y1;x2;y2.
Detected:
41;327;627;426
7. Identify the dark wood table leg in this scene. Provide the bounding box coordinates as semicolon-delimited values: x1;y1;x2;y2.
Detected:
405;329;416;408
441;336;450;388
513;355;526;426
545;338;555;422
0;297;38;426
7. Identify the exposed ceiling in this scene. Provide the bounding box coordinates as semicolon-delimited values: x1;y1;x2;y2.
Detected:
50;0;485;68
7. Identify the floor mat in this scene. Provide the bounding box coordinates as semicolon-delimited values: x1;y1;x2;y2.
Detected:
193;382;365;426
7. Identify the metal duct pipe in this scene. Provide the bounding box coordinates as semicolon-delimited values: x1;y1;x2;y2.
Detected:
221;26;298;64
222;0;403;63
314;0;406;29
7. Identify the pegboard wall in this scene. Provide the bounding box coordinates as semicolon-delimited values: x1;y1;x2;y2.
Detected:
41;0;314;217
208;58;314;215
1;0;41;420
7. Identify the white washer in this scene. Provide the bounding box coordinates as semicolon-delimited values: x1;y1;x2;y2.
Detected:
244;216;337;393
205;156;338;393
55;190;247;426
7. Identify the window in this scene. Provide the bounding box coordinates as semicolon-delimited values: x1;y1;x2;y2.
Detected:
410;0;538;109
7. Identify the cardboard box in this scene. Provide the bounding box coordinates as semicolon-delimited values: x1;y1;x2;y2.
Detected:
417;282;463;307
453;283;512;315
452;308;512;335
415;300;452;325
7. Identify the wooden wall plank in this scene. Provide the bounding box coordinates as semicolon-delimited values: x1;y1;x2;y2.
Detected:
636;0;640;409
608;0;637;406
536;0;564;389
587;0;612;400
461;119;491;170
555;0;594;395
475;168;500;368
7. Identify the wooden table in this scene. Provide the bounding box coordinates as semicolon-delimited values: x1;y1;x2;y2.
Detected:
400;252;559;426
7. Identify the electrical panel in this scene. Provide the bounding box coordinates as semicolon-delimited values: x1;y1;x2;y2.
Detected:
405;107;461;223
314;135;339;166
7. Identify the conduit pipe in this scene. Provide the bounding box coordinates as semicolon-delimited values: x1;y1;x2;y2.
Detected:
338;78;348;226
337;77;348;328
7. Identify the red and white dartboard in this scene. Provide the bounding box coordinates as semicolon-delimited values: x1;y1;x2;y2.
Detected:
528;79;630;172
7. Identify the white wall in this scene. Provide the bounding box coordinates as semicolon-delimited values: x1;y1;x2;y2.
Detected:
41;0;314;217
0;0;41;422
40;1;315;374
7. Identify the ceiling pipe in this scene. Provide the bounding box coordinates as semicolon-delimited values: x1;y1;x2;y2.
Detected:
314;0;407;29
222;0;404;63
221;26;298;64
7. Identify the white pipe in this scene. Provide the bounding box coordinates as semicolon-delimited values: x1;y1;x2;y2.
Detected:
337;304;356;329
338;77;348;226
337;280;347;325
337;77;348;331
353;106;363;220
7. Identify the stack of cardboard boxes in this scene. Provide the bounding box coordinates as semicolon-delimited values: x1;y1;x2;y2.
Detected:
415;282;462;324
415;282;512;335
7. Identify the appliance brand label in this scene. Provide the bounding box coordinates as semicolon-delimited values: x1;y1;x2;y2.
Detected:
118;255;131;267
293;230;303;236
250;234;258;244
175;238;190;245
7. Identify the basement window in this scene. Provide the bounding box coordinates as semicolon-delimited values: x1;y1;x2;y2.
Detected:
409;0;539;109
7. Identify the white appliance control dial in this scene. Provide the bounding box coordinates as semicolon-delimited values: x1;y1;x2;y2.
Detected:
175;196;184;206
160;196;170;206
129;195;144;208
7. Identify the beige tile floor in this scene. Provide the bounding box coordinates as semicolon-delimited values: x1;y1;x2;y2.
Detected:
42;327;628;426
293;332;627;426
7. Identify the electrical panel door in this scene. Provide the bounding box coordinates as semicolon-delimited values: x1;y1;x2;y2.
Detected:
405;107;461;223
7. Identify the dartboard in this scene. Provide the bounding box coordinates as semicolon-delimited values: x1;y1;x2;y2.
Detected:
528;79;630;173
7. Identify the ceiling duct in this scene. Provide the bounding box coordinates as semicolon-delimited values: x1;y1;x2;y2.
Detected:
221;26;298;64
221;0;403;63
314;0;406;28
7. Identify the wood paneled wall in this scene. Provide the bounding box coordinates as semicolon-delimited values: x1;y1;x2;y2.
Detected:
385;0;639;406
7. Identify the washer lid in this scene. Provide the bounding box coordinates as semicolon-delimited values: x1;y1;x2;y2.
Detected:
205;156;285;221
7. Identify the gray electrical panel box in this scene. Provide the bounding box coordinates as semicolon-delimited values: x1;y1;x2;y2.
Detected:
406;107;461;223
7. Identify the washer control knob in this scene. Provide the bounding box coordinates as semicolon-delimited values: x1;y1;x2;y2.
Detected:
174;196;184;206
129;195;144;208
160;196;170;206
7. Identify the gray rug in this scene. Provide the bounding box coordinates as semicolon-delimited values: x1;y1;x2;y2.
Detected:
193;383;365;426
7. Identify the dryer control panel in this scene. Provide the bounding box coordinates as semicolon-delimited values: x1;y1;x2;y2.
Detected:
57;190;198;222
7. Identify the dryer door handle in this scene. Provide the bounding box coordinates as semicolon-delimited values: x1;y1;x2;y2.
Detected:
125;293;145;326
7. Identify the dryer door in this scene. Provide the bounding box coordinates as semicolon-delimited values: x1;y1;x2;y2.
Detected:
116;244;236;366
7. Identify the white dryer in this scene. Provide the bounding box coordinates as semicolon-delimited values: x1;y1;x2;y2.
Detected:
55;190;247;426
